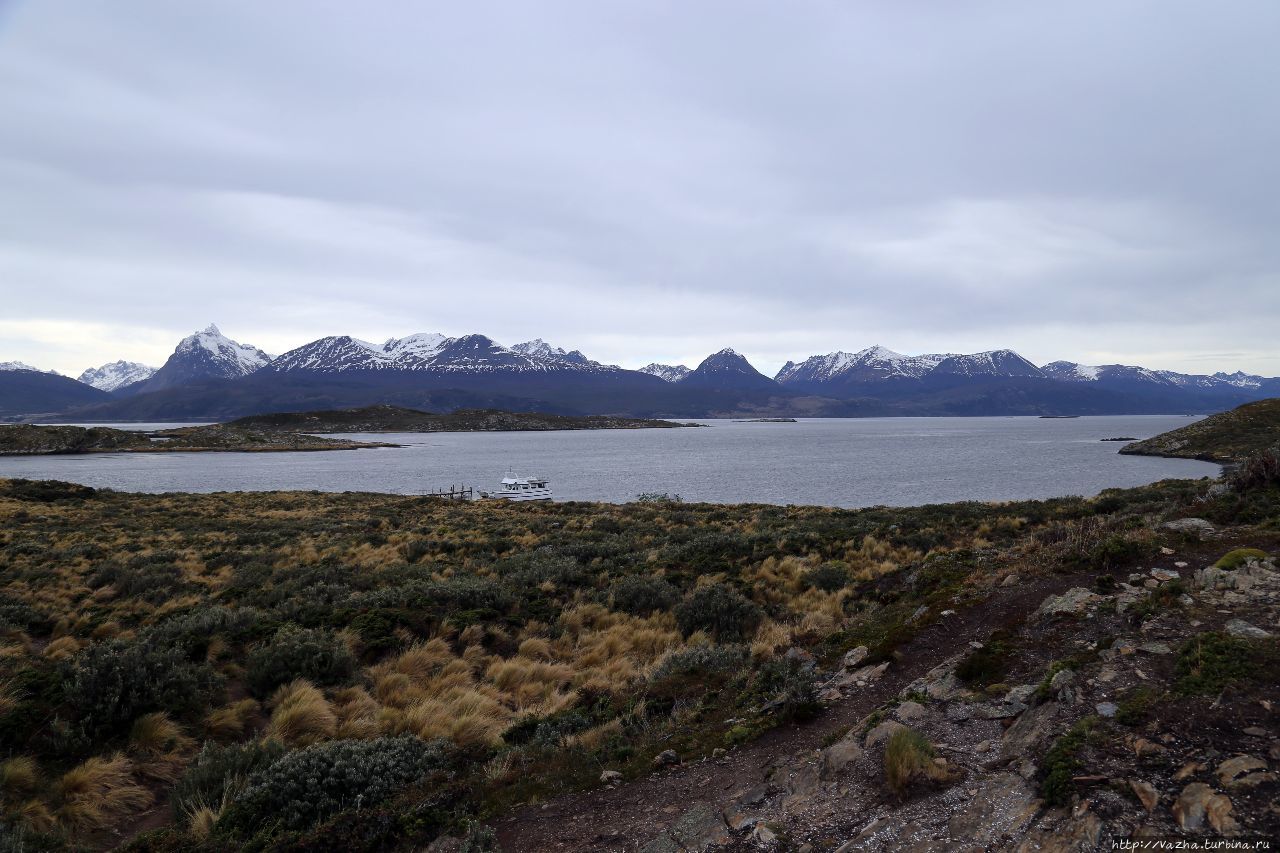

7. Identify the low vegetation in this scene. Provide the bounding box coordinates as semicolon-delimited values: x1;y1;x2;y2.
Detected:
0;439;1274;849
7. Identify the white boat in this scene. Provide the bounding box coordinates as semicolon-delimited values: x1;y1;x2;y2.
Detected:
484;473;553;502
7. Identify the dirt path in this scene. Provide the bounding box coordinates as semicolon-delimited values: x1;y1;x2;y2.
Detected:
493;568;1092;852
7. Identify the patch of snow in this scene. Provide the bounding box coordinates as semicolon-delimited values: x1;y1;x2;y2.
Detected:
640;363;691;382
178;325;272;376
0;361;56;374
77;361;157;391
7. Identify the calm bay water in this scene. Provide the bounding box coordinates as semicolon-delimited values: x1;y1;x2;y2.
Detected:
0;416;1219;508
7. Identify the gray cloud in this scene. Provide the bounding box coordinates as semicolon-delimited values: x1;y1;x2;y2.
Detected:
1;0;1278;377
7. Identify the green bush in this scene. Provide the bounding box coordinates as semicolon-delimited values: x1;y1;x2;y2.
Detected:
172;740;286;823
1227;446;1280;493
649;644;748;682
62;638;221;743
219;736;447;835
1174;632;1279;696
955;629;1015;686
609;576;680;616
804;562;851;592
1040;717;1095;806
748;658;820;721
674;584;763;642
246;625;357;697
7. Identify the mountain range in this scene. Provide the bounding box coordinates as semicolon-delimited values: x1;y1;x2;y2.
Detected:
2;328;1277;420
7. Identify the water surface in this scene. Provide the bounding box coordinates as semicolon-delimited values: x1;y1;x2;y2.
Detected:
0;416;1219;508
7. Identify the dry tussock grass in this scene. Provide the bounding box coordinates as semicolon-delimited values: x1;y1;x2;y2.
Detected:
204;698;260;740
53;753;153;835
268;680;336;746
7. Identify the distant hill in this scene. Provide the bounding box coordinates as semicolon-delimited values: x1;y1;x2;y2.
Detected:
1120;398;1280;462
227;405;696;433
0;369;109;418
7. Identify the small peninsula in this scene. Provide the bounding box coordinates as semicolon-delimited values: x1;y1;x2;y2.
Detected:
1120;398;1280;463
0;424;394;456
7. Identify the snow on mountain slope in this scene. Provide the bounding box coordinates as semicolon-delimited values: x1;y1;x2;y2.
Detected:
181;325;272;375
1212;371;1264;389
77;361;157;391
0;361;55;374
136;325;274;392
270;332;624;374
776;345;952;385
639;363;692;383
931;349;1044;378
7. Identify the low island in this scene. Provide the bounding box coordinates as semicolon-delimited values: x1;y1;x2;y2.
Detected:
223;405;700;433
0;406;698;455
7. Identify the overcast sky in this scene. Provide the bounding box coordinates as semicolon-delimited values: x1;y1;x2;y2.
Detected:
2;1;1279;378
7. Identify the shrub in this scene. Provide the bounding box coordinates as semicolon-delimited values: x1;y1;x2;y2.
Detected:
748;658;820;722
246;626;357;697
1115;685;1161;726
883;728;946;797
145;607;261;659
1213;548;1270;570
219;736;447;835
609;576;680;616
1174;632;1279;696
1040;718;1095;806
955;629;1015;686
1227;446;1280;493
172;740;286;827
1088;533;1154;571
62;639;221;744
804;562;851;592
649;644;748;682
674;584;763;642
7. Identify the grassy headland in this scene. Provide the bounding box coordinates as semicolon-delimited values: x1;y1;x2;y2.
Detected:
1121;398;1280;462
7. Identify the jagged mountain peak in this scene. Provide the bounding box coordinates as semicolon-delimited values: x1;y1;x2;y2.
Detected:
77;361;157;392
639;363;691;383
0;361;56;374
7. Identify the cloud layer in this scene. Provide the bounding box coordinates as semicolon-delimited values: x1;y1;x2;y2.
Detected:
2;1;1278;377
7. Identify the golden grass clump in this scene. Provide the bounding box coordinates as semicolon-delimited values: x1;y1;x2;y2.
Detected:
204;698;261;740
751;620;794;661
41;635;82;661
393;686;513;747
52;753;154;835
267;679;337;746
129;712;196;783
332;686;382;739
884;727;949;797
0;755;40;800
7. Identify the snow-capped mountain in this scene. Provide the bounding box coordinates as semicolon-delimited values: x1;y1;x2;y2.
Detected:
269;333;623;375
776;346;952;386
1042;362;1170;386
269;336;397;372
1211;371;1264;389
639;363;692;383
931;349;1044;378
77;361;157;392
136;325;272;393
0;361;55;374
680;349;778;391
